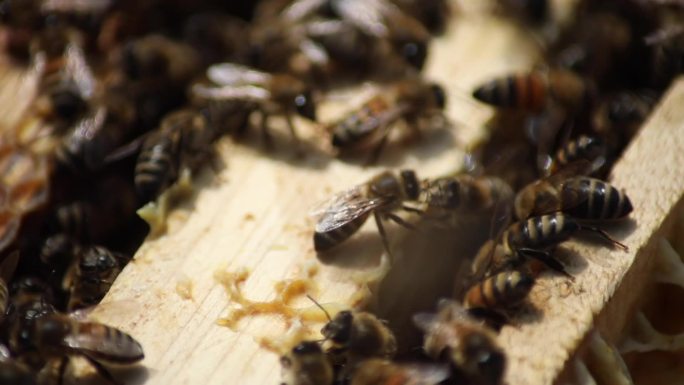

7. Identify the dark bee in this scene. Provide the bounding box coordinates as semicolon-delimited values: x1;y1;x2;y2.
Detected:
463;269;535;312
476;212;628;278
30;312;144;383
414;300;505;385
192;63;316;149
281;0;431;70
593;90;658;155
279;341;334;385
121;34;200;87
515;164;633;221
312;170;420;254
545;135;607;176
349;358;449;385
321;310;397;362
472;69;595;113
63;245;129;311
329;78;446;163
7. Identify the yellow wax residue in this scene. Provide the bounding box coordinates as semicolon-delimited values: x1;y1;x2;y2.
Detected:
175;276;194;301
137;167;194;238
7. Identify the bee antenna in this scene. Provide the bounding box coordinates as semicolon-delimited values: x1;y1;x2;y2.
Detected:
306;294;332;322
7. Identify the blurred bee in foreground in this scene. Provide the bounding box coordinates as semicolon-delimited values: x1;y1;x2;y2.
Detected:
329;78;446;163
472;69;595;113
281;0;431;70
192;63;317;150
121;34;200;88
311;170;420;255
279;340;333;385
28;312;144;384
414;299;506;385
321;309;397;363
514;162;634;221
473;212;628;279
349;358;449;385
463;269;535;314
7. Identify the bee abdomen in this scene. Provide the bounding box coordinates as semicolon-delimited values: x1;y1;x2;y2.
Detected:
464;270;535;310
520;214;578;249
83;324;145;364
553;135;605;171
331;98;388;149
314;213;370;252
562;178;633;220
134;136;177;203
472;73;547;111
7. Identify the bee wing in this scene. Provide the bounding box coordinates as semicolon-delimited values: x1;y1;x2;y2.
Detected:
41;0;111;14
206;63;272;87
331;0;392;37
311;187;386;233
64;43;96;99
191;84;270;103
63;323;144;363
282;0;328;22
69;107;107;144
401;363;451;385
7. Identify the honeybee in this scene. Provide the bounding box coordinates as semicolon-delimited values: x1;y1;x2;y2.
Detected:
281;0;431;70
592;90;658;154
515;163;634;221
329;78;446;163
192;63;317;149
474;212;628;279
463;269;535;312
134;104;250;203
120;34;201;87
321;310;397;362
472;69;595;113
29;312;144;383
544;135;607;176
34;42;94;126
349;358;450;385
182;13;249;67
279;340;334;385
63;244;129;311
312;170;420;255
413;300;505;385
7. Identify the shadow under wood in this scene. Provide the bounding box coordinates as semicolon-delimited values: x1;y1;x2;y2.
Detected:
67;363;149;385
573;217;637;252
370;214;493;356
316;230;385;269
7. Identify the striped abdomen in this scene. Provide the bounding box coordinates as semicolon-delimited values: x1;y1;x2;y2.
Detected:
0;278;8;316
75;322;145;364
561;177;633;220
314;212;371;252
505;213;579;251
464;270;534;310
331;96;390;149
134;133;179;203
551;135;606;173
472;73;547;111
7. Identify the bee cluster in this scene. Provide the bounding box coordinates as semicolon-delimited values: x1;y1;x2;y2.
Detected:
0;0;679;384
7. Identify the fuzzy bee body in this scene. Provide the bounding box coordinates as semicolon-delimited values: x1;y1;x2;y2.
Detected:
464;270;534;310
549;135;606;175
560;177;633;221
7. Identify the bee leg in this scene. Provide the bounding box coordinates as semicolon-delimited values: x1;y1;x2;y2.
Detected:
385;212;417;231
56;356;69;385
374;213;393;258
82;354;121;385
260;111;274;150
579;225;629;251
364;124;393;166
401;204;425;215
284;114;303;157
518;248;574;280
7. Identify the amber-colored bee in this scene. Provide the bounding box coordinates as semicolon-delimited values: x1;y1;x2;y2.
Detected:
63;244;129;311
515;164;633;221
414;300;505;385
463;269;535;312
349;358;449;385
329;78;446;163
30;312;144;383
321;309;397;363
472;69;594;112
476;212;628;278
279;341;333;385
192;62;316;148
312;170;420;254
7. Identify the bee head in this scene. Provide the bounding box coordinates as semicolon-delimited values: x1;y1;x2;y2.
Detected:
294;90;317;122
321;310;353;344
400;170;420;200
430;83;447;109
80;247;118;275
